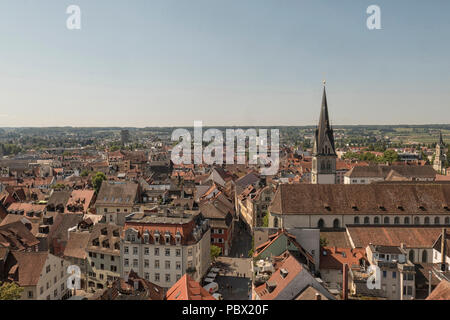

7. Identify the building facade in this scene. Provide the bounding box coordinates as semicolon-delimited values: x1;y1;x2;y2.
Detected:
121;211;211;288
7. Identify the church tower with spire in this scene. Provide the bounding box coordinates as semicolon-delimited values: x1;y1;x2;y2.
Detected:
433;131;447;175
311;83;337;184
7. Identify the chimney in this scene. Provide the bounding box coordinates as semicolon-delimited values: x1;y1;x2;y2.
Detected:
342;263;349;300
315;293;322;301
441;228;447;272
400;243;405;250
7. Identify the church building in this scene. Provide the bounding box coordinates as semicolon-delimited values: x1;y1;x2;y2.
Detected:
433;131;447;175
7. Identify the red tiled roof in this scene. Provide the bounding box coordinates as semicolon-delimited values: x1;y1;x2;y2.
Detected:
166;274;215;300
320;247;366;270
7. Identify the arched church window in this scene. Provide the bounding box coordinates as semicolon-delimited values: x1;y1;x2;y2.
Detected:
422;250;428;263
409;250;415;262
333;219;340;228
317;219;325;229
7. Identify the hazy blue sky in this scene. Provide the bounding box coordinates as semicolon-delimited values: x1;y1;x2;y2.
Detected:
1;0;449;127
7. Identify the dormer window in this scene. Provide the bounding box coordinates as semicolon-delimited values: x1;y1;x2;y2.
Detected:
101;227;108;235
154;231;160;244
175;231;181;245
143;232;150;244
165;232;171;245
397;205;404;211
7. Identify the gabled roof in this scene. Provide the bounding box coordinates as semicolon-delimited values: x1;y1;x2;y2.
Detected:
426;280;450;300
320;247;366;270
270;184;450;215
254;252;303;300
9;251;49;287
165;274;215;300
254;229;314;264
348;226;444;249
63;231;91;260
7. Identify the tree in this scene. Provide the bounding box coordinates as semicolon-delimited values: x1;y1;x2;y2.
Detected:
80;169;90;177
92;172;107;194
52;183;66;190
381;150;399;164
262;211;269;228
320;236;328;248
0;282;23;300
210;245;221;261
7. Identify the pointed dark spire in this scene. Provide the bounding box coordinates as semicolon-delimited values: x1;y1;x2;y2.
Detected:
318;85;331;133
439;130;445;145
313;83;336;156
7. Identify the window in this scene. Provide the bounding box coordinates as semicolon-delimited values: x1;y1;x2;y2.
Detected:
40;287;44;295
424;217;430;225
354;217;360;224
99;274;104;280
414;217;420;224
155;260;160;269
176;249;181;257
110;265;117;272
46;265;51;273
54;276;57;284
407;286;412;295
188;249;192;256
384;217;390;224
165;248;170;256
145;273;149;280
165;261;170;269
133;247;138;255
407;273;413;281
100;264;104;270
422;250;428;262
111;256;115;262
165;274;170;282
394;217;400;224
434;217;440;225
46;282;50;289
392;271;396;279
409;250;415;262
154;248;160;256
154;273;160;282
364;217;370;224
177;274;181;281
124;259;129;267
54;289;58;298
176;261;181;270
100;254;104;259
133;259;138;267
144;259;149;268
28;291;33;298
317;219;325;228
374;217;380;224
333;219;340;228
445;217;450;224
383;271;387;278
144;247;149;255
404;217;410;224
